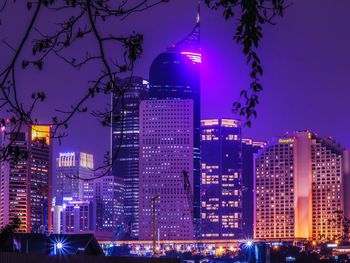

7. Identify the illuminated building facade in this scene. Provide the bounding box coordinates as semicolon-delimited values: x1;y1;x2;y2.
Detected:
241;139;265;238
254;131;343;241
111;77;149;239
0;125;52;233
139;99;194;240
94;175;124;231
149;14;201;236
54;152;94;205
62;200;95;233
343;150;350;220
200;119;242;239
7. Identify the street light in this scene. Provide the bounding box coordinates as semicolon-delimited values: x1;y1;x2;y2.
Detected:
56;242;63;250
246;241;253;247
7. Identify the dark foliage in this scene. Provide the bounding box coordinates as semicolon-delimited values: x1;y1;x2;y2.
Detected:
0;216;20;252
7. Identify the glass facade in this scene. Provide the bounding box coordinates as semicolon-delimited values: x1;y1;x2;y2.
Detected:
200;119;242;239
112;76;149;239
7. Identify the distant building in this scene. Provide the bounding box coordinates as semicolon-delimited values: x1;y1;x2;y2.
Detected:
0;125;52;233
62;200;95;233
94;175;124;232
200;119;265;240
111;77;149;239
241;138;265;238
52;205;63;234
343;150;350;220
254;131;343;241
200;119;243;239
139;99;194;240
54;152;94;205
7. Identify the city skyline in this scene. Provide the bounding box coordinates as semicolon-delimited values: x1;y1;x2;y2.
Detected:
1;1;350;261
1;1;349;168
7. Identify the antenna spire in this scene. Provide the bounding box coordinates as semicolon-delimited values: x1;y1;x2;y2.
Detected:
196;0;201;24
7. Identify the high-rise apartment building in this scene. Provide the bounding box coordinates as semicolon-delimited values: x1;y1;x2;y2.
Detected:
200;119;242;239
0;125;52;233
94;175;124;232
111;77;149;239
139;99;194;240
148;15;201;235
54;152;94;205
254;131;343;241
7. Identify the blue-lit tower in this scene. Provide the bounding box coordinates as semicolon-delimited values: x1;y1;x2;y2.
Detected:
148;8;201;237
111;77;149;239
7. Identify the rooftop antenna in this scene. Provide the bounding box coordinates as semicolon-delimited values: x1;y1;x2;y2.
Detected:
196;0;201;24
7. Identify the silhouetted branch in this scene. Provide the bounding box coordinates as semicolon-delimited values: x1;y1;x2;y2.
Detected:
205;0;289;127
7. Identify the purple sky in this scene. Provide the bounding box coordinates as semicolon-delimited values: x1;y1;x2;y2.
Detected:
1;1;350;165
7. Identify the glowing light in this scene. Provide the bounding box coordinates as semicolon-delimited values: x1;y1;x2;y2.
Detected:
0;126;5;132
245;240;254;248
135;246;140;251
327;244;338;248
312;241;316;246
181;51;202;64
187;246;191;251
166;246;170;251
56;242;63;249
176;245;181;250
207;245;213;250
60;152;75;157
278;138;294;144
31;125;50;145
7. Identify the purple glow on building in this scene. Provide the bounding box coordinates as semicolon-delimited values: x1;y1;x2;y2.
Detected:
181;51;202;64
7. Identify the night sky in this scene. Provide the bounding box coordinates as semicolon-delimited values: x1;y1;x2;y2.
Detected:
1;1;350;166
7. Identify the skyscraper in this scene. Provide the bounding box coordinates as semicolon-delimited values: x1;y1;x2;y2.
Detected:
54;152;94;205
343;150;350;220
94;174;124;232
111;77;149;239
139;99;194;240
254;131;343;241
241;138;265;238
0;125;52;233
200;119;242;239
148;9;201;237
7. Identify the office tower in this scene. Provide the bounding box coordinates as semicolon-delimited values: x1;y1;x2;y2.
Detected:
139;99;194;240
149;13;201;235
0;125;52;233
111;77;149;239
94;175;124;232
254;131;343;241
200;119;243;239
62;200;95;233
343;150;350;220
241;138;265;238
55;152;94;205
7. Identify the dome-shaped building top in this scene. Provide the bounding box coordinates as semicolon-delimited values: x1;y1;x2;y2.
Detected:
149;10;201;100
